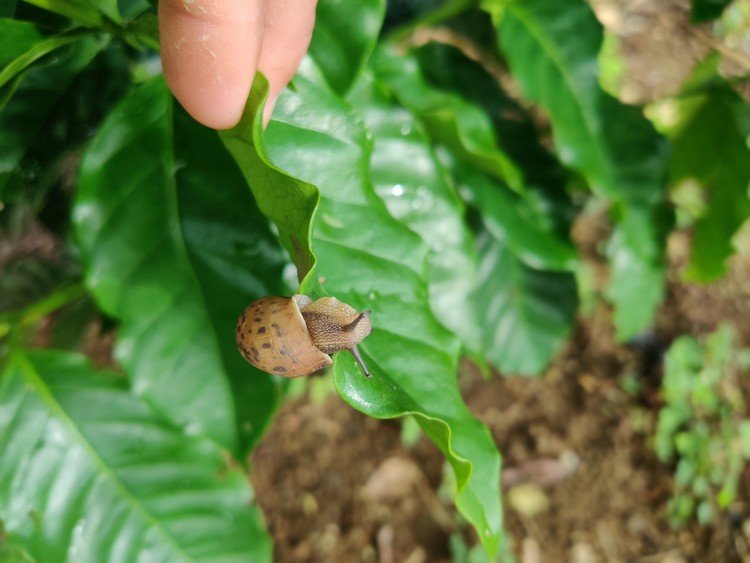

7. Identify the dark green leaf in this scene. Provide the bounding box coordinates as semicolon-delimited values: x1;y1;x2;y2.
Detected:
483;0;670;338
0;255;78;313
0;36;101;195
226;64;504;557
174;107;288;452
451;157;577;272
473;230;577;376
373;46;523;192
308;0;385;95
48;294;97;350
75;78;237;451
383;0;473;34
0;0;17;17
0;350;271;562
0;19;43;69
670;87;750;282
0;31;90;99
483;0;668;205
348;72;480;352
23;0;121;27
690;0;731;21
605;204;669;340
413;40;575;234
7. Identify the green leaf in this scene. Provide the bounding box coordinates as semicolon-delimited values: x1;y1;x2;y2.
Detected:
605;204;669;340
348;72;480;352
0;0;17;17
308;0;385;95
0;541;34;563
226;64;504;557
0;19;43;70
220;73;318;282
74;78;235;451
22;0;121;27
413;40;575;235
484;0;669;341
739;420;750;459
372;46;523;192
0;29;91;101
483;0;669;205
0;36;101;194
0;350;271;562
670;87;750;282
173;107;288;452
690;0;731;21
662;335;704;404
473;230;577;376
452;158;577;272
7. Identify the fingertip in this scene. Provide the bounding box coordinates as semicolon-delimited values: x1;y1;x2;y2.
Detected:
158;0;263;130
170;78;247;130
258;0;317;119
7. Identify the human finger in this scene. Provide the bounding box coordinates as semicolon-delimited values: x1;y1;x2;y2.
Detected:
257;0;317;123
159;0;264;129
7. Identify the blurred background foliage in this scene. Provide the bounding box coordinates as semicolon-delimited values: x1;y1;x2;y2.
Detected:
1;0;749;560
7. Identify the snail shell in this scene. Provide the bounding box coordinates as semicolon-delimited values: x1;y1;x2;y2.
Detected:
235;295;372;378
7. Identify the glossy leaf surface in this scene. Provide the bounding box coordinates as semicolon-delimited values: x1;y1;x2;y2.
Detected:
413;40;575;235
373;46;522;192
75;78;237;450
484;0;668;205
605;204;669;340
453;159;577;272
473;231;577;375
0;350;271;562
349;73;480;352
225;62;504;557
221;73;318;282
174;108;288;450
308;0;385;95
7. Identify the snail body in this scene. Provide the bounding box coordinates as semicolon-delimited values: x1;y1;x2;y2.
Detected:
236;295;372;378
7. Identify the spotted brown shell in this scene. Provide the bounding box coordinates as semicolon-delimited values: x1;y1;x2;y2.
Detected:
235;295;332;378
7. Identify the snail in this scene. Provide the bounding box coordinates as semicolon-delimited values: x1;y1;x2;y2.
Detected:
235;295;372;378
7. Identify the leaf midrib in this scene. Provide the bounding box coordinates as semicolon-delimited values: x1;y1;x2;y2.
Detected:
13;353;195;563
508;5;614;194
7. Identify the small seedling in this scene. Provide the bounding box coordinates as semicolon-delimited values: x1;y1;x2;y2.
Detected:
655;325;750;525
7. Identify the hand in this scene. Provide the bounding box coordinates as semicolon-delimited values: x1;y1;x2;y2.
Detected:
158;0;317;129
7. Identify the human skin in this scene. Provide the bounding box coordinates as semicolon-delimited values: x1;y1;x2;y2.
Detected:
158;0;318;129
